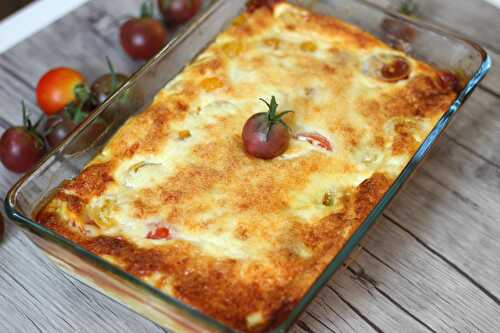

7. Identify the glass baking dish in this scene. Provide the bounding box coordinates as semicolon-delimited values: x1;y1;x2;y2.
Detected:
4;0;490;332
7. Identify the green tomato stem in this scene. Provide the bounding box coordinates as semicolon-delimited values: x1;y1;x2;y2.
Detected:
140;0;154;18
105;56;118;92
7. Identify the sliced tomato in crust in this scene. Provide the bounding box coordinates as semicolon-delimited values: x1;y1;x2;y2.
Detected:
380;58;411;82
437;71;461;93
295;132;333;151
363;54;411;83
147;226;170;240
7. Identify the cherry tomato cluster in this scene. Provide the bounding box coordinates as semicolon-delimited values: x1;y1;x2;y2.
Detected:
0;0;202;174
120;0;201;60
0;0;201;240
0;60;127;174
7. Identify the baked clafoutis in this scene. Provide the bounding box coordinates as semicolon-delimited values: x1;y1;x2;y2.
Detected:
36;2;458;332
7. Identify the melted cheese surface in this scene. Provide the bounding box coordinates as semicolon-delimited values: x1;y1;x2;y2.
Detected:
37;3;456;332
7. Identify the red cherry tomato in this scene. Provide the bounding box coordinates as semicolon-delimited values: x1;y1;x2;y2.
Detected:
36;67;85;115
295;132;333;151
158;0;202;24
147;226;170;239
120;18;167;60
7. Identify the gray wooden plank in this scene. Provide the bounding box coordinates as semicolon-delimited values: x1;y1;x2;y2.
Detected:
0;124;164;333
2;1;380;332
387;135;500;300
0;0;175;332
0;64;38;126
351;217;500;332
0;0;138;78
0;0;139;126
299;2;500;327
480;49;500;95
373;0;500;95
445;88;500;166
379;0;500;50
0;226;165;333
300;282;378;333
0;0;499;332
291;314;339;333
329;266;432;332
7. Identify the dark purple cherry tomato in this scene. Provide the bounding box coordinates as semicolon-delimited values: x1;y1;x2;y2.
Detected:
91;74;127;104
158;0;201;24
381;18;416;42
120;2;167;60
45;116;78;148
0;103;45;173
43;81;104;149
91;58;128;104
242;96;293;160
381;1;417;43
63;118;108;155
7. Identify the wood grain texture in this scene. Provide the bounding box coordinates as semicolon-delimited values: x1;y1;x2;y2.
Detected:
0;0;499;332
379;0;500;49
355;217;500;332
376;0;500;94
387;134;500;299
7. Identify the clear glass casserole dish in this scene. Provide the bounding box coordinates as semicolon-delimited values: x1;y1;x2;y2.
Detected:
4;0;490;332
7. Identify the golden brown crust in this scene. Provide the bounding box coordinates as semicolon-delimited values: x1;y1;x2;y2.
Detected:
63;162;115;201
36;2;457;332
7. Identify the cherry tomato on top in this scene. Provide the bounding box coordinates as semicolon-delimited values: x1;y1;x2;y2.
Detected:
0;102;45;173
36;67;85;115
158;0;201;24
120;1;168;60
242;96;293;160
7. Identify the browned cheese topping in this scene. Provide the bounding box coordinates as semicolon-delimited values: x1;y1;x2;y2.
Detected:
36;2;457;332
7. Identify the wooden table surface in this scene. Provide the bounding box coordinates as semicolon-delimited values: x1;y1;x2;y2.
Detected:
0;0;499;332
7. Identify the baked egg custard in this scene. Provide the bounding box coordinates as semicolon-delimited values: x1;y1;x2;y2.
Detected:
37;2;458;331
